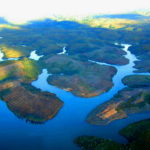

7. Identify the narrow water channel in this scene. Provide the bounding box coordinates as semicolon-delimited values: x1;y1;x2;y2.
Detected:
0;44;150;150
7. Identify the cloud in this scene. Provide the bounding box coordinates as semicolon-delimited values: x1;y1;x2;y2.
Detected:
0;0;150;23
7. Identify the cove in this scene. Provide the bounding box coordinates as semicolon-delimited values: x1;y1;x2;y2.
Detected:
57;46;68;55
0;44;150;150
29;50;43;61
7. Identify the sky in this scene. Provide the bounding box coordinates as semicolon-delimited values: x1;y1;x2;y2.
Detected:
0;0;150;23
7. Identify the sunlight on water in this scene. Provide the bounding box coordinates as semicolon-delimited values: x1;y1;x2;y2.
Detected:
0;49;4;61
31;43;150;149
57;47;68;55
29;50;43;61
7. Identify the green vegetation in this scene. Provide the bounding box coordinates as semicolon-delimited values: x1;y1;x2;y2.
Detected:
0;84;63;123
76;18;138;29
51;15;144;29
0;61;19;81
0;45;23;58
117;91;150;110
0;16;149;74
45;55;82;75
122;75;150;87
0;14;150;124
75;136;122;150
19;58;40;82
46;55;116;97
75;119;150;150
120;119;150;140
75;45;129;65
0;58;40;83
0;57;62;123
87;75;150;125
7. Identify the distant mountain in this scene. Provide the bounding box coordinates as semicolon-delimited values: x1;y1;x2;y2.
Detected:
25;18;87;29
133;9;150;16
93;13;150;20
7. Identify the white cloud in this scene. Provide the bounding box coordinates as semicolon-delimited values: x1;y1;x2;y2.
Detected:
0;0;150;23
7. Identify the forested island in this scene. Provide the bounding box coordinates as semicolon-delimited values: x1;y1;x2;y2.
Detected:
0;11;150;150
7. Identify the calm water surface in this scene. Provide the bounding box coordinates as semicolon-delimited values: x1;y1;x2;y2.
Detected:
0;44;150;150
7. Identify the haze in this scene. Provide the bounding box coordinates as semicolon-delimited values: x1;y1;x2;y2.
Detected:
0;0;150;23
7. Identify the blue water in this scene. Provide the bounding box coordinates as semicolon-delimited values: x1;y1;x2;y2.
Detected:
0;44;150;150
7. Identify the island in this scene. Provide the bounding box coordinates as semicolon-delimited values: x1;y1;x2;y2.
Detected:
0;12;150;150
0;58;63;123
44;55;117;97
1;84;63;123
87;75;150;125
75;45;129;65
75;119;150;150
129;44;150;73
0;19;132;123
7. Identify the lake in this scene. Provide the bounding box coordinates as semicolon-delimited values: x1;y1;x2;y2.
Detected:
0;44;150;150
